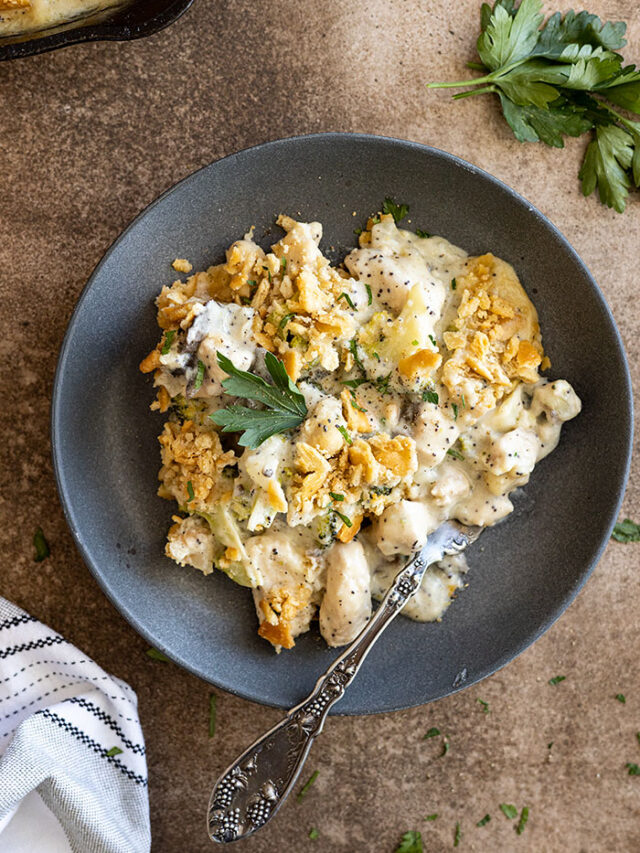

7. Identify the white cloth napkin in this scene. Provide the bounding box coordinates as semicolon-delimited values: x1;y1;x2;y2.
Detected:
0;597;151;853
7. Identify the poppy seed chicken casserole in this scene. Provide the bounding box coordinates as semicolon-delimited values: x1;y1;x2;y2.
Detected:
140;206;581;652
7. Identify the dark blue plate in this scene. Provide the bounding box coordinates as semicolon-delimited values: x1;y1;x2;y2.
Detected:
51;133;633;714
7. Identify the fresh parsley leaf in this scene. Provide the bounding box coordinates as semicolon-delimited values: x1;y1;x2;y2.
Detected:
338;292;356;309
451;277;457;290
394;831;423;853
499;93;592;146
309;827;319;840
146;648;170;662
281;257;287;273
105;746;123;757
477;0;544;71
615;693;626;704
422;389;439;404
297;770;319;801
424;727;441;739
336;425;352;446
533;10;626;60
333;509;353;528
579;122;634;212
342;377;367;389
452;403;459;420
454;821;462;847
365;283;373;305
626;763;640;776
428;334;437;347
161;329;175;355
209;693;217;738
416;228;431;238
447;448;464;461
247;279;257;288
516;806;529;835
382;197;410;222
596;67;640;114
500;803;518;820
373;373;392;395
477;814;491;827
424;814;438;821
477;698;490;713
193;359;205;391
612;518;640;543
33;527;50;562
548;675;566;685
211;351;307;449
329;492;345;501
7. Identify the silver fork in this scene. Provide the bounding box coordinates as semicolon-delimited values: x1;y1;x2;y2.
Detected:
207;520;481;844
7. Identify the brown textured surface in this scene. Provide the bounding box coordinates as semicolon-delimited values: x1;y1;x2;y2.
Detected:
1;1;639;851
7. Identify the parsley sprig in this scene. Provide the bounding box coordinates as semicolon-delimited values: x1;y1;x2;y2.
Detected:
211;351;308;449
427;1;640;212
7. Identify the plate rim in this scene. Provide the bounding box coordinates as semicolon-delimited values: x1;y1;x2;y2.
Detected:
51;131;634;715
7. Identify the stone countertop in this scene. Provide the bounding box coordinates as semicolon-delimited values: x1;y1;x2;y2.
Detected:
1;1;639;850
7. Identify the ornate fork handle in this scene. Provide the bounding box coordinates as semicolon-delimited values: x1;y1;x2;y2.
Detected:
207;523;477;844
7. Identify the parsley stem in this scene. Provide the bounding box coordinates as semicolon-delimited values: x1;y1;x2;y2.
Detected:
452;85;498;100
426;57;530;89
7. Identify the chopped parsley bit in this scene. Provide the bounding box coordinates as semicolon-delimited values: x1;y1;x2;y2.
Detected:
516;807;529;835
365;283;373;305
616;693;626;704
636;732;640;747
329;492;344;502
105;746;123;757
338;291;355;310
193;359;205;391
454;821;461;847
476;814;491;827
612;518;640;542
627;763;640;776
394;831;422;853
371;215;381;225
308;827;319;840
262;264;272;283
382;197;409;223
461;394;466;409
500;804;518;820
548;675;566;686
33;527;50;562
297;770;319;801
373;374;391;395
281;257;287;273
279;312;295;332
373;351;381;361
247;279;257;288
422;389;439;405
208;693;217;738
333;509;353;529
161;329;175;355
424;814;438;821
428;334;437;347
349;390;367;412
146;648;170;662
354;227;363;236
416;229;431;238
336;425;352;446
548;742;554;750
477;698;490;714
412;339;419;346
447;448;464;461
349;338;366;374
451;278;457;291
186;480;195;502
441;739;450;757
423;727;441;739
452;403;458;421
